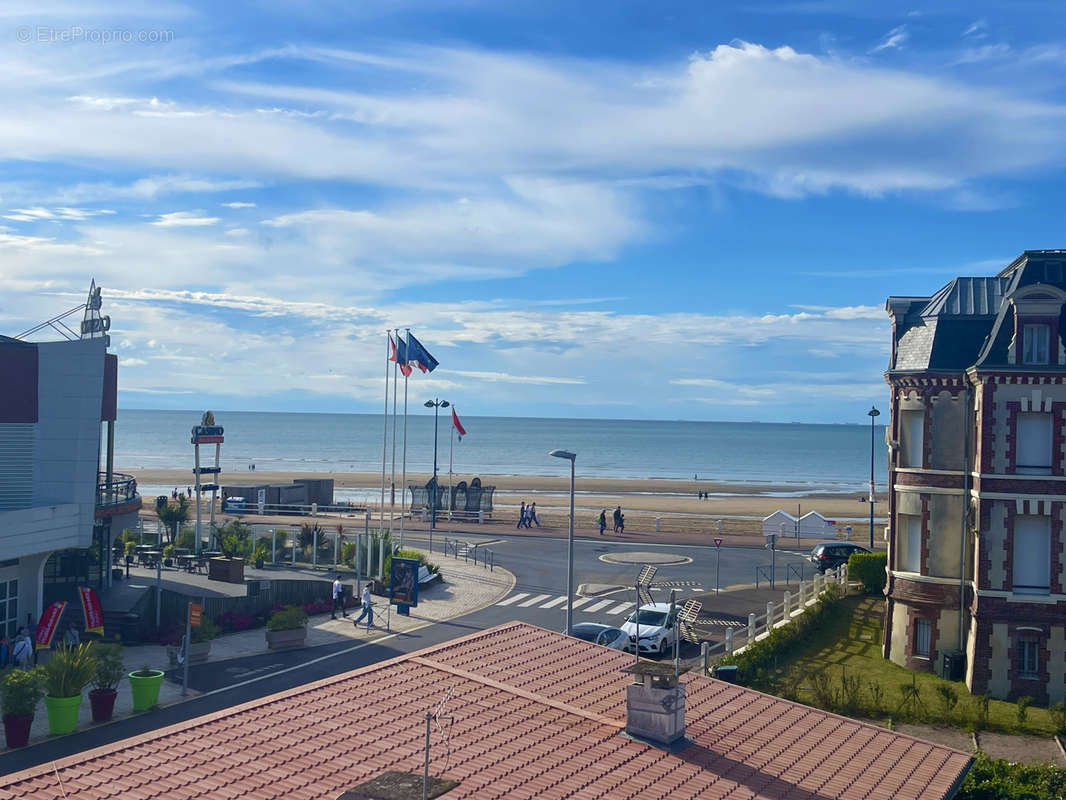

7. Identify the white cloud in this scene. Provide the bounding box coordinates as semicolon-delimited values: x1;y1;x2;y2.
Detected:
221;201;256;208
447;370;585;385
870;25;909;53
150;211;220;227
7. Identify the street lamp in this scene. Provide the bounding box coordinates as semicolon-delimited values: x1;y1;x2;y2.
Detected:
425;399;449;529
549;449;576;635
868;406;880;550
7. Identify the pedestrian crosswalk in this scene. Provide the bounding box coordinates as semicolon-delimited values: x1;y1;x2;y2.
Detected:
492;590;703;619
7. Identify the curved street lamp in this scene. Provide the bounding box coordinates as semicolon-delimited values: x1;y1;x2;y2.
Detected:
868;406;880;549
550;449;577;635
425;399;450;529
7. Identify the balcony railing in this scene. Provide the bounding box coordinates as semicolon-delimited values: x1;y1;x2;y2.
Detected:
96;472;139;508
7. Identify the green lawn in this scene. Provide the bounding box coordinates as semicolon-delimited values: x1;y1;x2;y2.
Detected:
767;594;1062;736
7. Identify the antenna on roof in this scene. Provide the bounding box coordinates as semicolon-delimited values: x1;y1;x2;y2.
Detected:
423;686;456;800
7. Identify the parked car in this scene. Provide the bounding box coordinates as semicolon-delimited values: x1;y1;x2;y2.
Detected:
569;623;628;650
619;603;678;656
809;542;869;573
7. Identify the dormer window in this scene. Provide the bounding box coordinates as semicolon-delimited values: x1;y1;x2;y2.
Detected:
1023;324;1050;365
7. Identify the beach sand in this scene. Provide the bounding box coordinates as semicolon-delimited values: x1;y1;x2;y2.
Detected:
127;467;886;539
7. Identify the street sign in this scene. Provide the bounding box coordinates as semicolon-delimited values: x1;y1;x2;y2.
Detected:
188;603;202;627
714;537;722;548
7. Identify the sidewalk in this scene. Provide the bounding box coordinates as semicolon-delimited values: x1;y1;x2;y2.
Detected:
9;552;514;753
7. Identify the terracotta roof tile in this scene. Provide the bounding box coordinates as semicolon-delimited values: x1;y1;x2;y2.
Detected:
0;623;971;799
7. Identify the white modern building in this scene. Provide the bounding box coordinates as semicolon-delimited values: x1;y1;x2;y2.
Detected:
0;286;140;639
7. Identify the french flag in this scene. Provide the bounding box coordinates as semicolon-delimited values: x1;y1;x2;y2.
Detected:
452;408;467;441
389;332;412;377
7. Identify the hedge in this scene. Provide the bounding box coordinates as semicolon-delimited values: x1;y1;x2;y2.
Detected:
848;551;887;595
958;754;1066;799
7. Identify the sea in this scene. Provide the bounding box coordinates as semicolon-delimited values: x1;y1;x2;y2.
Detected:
113;410;888;498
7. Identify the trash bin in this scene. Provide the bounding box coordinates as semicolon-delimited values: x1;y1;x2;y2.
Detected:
942;650;965;681
712;665;739;683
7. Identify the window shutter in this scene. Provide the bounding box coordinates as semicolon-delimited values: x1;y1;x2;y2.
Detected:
1016;412;1052;473
1013;516;1050;593
901;410;924;468
905;516;921;573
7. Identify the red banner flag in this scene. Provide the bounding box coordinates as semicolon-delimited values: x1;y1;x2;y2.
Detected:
78;586;104;635
451;408;466;440
35;600;67;651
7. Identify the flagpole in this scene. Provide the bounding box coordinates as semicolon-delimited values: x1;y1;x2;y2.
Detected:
448;415;454;522
390;329;399;533
380;330;389;536
399;328;410;549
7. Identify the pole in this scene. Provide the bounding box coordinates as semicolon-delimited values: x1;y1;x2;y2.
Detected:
771;534;776;590
182;602;191;696
390;330;399;532
634;582;640;665
380;331;389;535
870;408;877;550
715;546;721;595
399;329;410;549
566;457;575;635
155;558;162;627
210;439;219;546
423;711;432;800
448;419;454;522
194;441;202;555
431;401;440;530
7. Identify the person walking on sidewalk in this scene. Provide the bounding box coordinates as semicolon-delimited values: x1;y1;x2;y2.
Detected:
528;502;540;527
517;501;527;529
598;509;607;536
353;585;374;628
331;574;348;619
613;506;622;533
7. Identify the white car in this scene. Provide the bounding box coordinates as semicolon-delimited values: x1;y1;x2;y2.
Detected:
620;603;678;656
569;622;628;650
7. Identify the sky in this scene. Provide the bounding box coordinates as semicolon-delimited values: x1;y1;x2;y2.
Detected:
2;1;1066;423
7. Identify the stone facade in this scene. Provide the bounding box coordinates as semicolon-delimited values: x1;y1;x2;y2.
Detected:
884;251;1066;703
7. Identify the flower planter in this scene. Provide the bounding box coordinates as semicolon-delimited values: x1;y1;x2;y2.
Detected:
44;694;83;735
89;688;117;723
129;669;165;711
208;557;245;584
265;628;307;651
2;714;34;748
188;641;211;664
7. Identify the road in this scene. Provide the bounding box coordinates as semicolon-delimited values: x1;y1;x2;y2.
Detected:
0;530;811;775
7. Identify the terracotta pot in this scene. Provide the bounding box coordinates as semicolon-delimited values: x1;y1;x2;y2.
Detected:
89;688;118;723
2;714;33;748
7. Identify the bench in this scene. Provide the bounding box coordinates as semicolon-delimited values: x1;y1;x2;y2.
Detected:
418;566;441;586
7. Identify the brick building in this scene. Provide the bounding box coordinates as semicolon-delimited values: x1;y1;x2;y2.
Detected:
884;250;1066;703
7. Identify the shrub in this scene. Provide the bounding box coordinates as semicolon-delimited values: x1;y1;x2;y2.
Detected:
92;644;126;691
124;540;137;558
1016;695;1032;727
162;544;175;560
976;694;992;730
847;552;887;595
384;547;440;583
959;754;1066;800
1051;701;1066;735
935;685;959;720
341;542;356;565
42;643;98;698
216;611;257;633
192;618;221;643
267;605;308;632
0;667;45;716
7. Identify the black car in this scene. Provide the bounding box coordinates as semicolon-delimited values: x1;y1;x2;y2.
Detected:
809;542;869;573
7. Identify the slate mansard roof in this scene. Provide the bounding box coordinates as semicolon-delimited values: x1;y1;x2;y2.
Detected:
886;250;1066;374
0;623;971;800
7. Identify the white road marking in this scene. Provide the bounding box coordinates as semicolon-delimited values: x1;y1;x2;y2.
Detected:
497;593;529;606
583;600;613;614
539;596;568;609
518;593;552;607
570;597;593;609
606;602;634;616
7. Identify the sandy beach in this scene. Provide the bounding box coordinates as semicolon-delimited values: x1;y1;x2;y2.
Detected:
126;467;886;539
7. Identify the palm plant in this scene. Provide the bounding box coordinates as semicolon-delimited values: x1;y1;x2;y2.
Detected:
43;643;98;698
157;496;190;545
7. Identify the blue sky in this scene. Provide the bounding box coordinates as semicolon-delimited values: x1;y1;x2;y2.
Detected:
2;1;1066;422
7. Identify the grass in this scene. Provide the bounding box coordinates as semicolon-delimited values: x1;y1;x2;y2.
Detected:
770;594;1061;736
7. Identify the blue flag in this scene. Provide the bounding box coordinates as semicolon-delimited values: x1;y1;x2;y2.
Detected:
406;333;439;373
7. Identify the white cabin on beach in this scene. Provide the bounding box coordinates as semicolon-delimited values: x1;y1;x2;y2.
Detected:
798;510;835;539
761;510;796;540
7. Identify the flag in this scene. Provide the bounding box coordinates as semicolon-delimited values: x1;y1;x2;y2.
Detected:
406;332;439;373
78;586;104;635
35;601;67;650
389;332;412;377
452;408;466;441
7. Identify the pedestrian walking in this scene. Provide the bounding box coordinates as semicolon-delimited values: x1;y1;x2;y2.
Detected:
598;509;607;536
613;506;622;533
331;574;348;619
528;502;540;527
516;501;527;529
11;628;32;669
353;585;374;628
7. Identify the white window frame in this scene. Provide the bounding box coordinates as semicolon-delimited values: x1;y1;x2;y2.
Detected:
1023;324;1050;365
0;578;17;640
900;409;924;468
1012;516;1051;595
1017;636;1040;679
1016;412;1053;475
914;619;931;658
903;515;922;573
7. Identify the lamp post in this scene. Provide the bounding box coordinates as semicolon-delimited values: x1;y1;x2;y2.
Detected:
424;399;449;529
868;406;880;550
549;449;576;635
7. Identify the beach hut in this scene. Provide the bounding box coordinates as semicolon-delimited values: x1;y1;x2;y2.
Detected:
798;510;835;539
762;510;796;542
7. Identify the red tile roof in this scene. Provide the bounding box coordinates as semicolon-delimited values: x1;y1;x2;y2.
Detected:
0;623;971;800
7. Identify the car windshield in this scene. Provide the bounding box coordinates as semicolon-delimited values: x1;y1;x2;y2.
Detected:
628;610;667;626
571;627;600;642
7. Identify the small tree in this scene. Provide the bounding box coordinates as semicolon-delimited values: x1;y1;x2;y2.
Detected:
157;496;190;545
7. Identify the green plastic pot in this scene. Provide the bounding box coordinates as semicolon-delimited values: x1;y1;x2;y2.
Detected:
44;694;83;735
128;669;165;710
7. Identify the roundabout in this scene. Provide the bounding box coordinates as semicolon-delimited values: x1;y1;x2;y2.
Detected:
598;551;692;566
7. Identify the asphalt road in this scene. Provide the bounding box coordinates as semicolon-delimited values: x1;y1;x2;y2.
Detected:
0;531;811;776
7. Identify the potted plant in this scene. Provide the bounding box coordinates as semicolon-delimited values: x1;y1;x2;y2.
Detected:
1;667;44;748
89;644;125;723
189;618;220;664
42;642;97;735
209;521;248;583
128;665;165;711
265;605;308;650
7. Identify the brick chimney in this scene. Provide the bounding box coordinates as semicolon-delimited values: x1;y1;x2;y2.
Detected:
622;662;687;747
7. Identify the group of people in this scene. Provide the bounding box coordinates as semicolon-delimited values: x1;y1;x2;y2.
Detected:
516;501;540;528
0;622;81;670
598;506;625;535
331;574;375;628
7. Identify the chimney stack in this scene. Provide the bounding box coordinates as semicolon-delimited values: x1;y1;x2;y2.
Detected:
622;661;687;747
